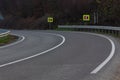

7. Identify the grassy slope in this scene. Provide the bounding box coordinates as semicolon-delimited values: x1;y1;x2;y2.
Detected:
0;35;18;46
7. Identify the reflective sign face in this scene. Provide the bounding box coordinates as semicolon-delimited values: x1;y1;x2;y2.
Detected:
83;14;90;21
48;17;53;23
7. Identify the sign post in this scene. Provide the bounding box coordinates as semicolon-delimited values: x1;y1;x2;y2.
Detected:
47;17;53;29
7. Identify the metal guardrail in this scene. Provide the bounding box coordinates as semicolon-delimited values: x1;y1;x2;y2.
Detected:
58;25;120;36
58;25;120;31
0;29;10;38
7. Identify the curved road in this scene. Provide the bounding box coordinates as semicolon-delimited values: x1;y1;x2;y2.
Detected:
0;30;114;80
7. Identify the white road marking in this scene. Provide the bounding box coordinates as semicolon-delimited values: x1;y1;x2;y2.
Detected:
0;30;10;37
90;33;115;74
0;33;65;68
0;34;25;49
66;31;115;74
0;30;10;35
0;31;115;74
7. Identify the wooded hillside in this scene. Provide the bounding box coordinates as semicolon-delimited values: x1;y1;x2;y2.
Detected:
0;0;119;29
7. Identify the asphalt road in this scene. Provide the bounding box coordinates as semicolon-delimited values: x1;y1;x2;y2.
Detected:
0;30;113;80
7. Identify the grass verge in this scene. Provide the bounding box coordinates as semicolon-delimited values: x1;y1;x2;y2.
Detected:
0;35;18;46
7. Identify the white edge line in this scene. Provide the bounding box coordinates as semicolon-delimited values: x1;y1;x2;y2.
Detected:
0;34;25;49
0;33;65;68
90;33;115;74
59;31;115;74
0;30;10;37
0;30;10;35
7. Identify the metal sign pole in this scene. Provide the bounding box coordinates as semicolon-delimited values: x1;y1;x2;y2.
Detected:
94;12;96;24
48;17;53;29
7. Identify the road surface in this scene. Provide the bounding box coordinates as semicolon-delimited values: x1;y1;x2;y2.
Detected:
0;30;115;80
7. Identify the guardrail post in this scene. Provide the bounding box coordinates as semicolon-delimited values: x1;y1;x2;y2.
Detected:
116;31;118;36
108;30;110;35
92;29;94;32
118;31;120;37
113;30;115;35
99;29;101;33
103;29;105;33
99;29;100;33
102;29;103;33
109;30;112;35
114;30;116;36
116;31;119;36
81;28;83;31
95;29;97;32
104;29;105;34
106;30;108;34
